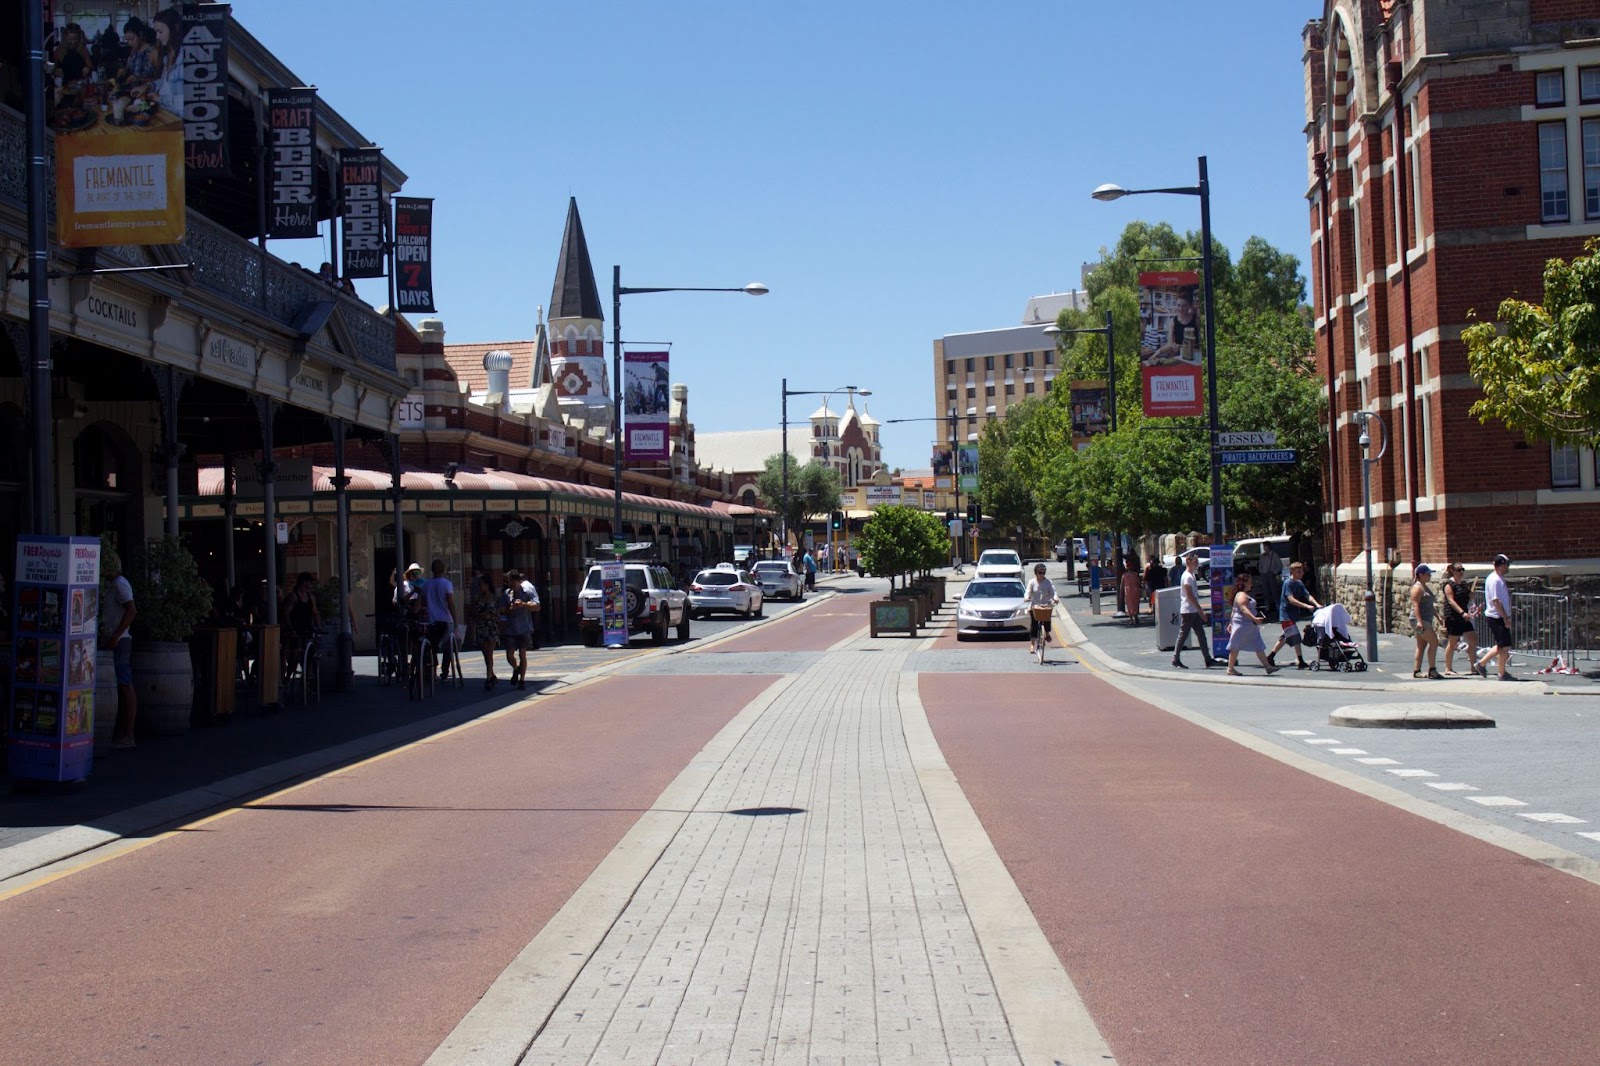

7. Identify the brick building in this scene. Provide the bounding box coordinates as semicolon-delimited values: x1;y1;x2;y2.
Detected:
1305;0;1600;620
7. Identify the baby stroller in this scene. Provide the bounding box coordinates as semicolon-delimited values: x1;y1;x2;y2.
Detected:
1305;603;1367;672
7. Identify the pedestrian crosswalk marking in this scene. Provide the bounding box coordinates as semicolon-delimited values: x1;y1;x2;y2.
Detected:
1355;757;1401;765
1518;813;1586;824
1467;796;1528;807
1302;738;1341;745
1577;832;1600;843
1330;748;1368;755
1279;730;1316;736
1425;783;1479;792
1386;769;1438;778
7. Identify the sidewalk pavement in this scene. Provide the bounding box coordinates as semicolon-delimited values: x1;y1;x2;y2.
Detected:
1053;582;1599;696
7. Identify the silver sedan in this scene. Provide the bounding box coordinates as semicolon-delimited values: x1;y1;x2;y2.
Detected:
955;577;1031;640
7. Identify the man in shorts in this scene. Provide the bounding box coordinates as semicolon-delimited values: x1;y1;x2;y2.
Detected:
1474;553;1516;681
1267;560;1321;669
100;546;138;747
501;569;540;690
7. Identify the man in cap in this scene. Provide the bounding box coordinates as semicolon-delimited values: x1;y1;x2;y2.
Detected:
1474;553;1517;680
500;568;540;690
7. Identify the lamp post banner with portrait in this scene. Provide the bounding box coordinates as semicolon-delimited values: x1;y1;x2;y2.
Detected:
1070;381;1109;439
623;351;670;462
1137;271;1206;418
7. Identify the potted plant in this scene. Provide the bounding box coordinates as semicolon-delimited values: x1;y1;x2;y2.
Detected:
127;535;216;734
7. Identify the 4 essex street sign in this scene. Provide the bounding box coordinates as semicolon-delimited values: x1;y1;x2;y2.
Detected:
1217;431;1277;448
1219;449;1297;465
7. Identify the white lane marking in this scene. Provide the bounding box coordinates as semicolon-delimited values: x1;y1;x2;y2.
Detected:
1356;757;1401;765
1426;783;1480;792
1330;748;1368;755
1386;769;1439;778
1303;739;1341;745
1280;730;1317;736
1577;833;1600;843
1467;796;1529;808
1519;813;1587;824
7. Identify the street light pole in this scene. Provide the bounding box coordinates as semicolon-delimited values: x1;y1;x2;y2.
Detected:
1356;410;1387;663
779;384;868;550
883;412;966;564
612;268;767;547
1045;308;1122;606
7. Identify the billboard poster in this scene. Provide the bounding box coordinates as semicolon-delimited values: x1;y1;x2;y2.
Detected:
623;351;670;462
957;444;979;492
600;560;628;648
393;197;436;312
1137;271;1206;418
1209;544;1234;662
9;537;100;783
180;4;231;175
339;147;384;278
267;87;318;239
1070;381;1109;438
50;11;186;248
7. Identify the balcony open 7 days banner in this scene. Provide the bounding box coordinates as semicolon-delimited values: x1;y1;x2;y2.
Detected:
1137;271;1206;418
393;197;436;312
180;4;231;176
623;351;670;462
267;87;318;239
338;148;384;278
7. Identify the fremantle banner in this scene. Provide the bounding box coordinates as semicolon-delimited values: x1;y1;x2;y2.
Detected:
181;4;230;175
1137;271;1206;418
267;87;318;239
339;148;384;278
623;351;670;462
393;197;436;312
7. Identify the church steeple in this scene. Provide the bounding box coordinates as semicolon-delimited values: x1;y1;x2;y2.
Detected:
549;197;603;321
547;198;612;422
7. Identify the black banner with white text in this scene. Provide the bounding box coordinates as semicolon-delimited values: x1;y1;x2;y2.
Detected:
266;87;318;239
180;4;231;176
393;197;436;313
339;147;384;278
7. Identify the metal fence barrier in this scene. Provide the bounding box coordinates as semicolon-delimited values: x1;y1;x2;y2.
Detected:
1469;590;1575;665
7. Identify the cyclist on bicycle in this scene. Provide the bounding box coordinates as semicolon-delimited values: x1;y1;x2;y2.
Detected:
1024;563;1059;655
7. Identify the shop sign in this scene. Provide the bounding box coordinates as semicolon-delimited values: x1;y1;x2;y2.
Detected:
292;366;327;397
864;485;902;506
267;88;318;239
395;393;425;428
338;147;384;279
181;4;232;176
419;499;449;513
81;292;142;332
393;197;436;312
235;457;314;499
205;331;254;373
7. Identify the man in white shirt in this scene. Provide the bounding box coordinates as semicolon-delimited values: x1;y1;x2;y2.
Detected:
1474;553;1516;680
1171;552;1217;669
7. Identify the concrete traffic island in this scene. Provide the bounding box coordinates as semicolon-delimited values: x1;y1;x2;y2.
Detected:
1330;702;1496;729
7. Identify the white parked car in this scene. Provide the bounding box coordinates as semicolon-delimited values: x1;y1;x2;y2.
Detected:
975;549;1025;582
688;568;765;619
751;560;804;601
578;561;690;646
955;577;1031;640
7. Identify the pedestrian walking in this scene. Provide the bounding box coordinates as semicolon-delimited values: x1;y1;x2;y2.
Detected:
1267;560;1321;669
1226;573;1279;676
1143;555;1166;614
500;569;539;689
1119;557;1142;625
1474;554;1516;681
802;548;817;591
100;545;138;747
470;574;500;690
1410;564;1443;679
1171;551;1216;669
1440;563;1479;676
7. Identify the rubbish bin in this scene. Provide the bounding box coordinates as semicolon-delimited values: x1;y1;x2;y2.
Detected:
190;626;237;721
1155;586;1182;651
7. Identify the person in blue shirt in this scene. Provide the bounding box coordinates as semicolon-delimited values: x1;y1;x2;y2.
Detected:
802;549;817;591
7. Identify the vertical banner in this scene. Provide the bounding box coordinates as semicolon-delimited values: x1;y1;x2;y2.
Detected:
1209;543;1234;662
339;147;384;278
957;444;979;492
1137;271;1206;417
393;197;436;312
1069;381;1109;438
623;351;671;462
181;3;231;175
8;537;100;783
600;560;629;648
266;87;318;239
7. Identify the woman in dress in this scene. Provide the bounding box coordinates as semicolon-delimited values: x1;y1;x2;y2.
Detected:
1226;572;1279;676
470;575;500;690
1440;563;1479;676
1410;564;1443;679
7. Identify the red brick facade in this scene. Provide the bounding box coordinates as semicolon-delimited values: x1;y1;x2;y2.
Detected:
1307;0;1600;568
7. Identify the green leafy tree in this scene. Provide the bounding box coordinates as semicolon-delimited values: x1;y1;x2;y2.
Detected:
1463;238;1600;446
857;505;944;590
755;455;842;545
128;535;216;642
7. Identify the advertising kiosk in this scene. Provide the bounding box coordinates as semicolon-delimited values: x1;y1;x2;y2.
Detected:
8;537;102;783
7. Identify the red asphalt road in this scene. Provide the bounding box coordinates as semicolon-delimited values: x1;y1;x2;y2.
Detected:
706;598;867;652
0;674;777;1065
923;669;1600;1065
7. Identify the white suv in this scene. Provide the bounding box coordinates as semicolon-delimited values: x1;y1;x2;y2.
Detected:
578;562;691;646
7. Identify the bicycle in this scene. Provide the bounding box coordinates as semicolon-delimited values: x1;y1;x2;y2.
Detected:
283;628;322;705
437;624;465;689
1030;605;1055;666
408;624;434;701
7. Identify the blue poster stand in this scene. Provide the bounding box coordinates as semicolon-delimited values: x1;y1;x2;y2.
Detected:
1209;544;1235;662
8;536;102;783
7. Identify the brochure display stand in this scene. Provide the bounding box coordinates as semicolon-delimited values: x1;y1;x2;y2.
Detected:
8;536;102;783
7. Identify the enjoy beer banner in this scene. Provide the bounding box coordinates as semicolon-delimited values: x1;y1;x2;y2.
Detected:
1137;271;1205;418
623;351;671;462
338;148;384;278
267;87;318;239
393;197;436;312
180;3;230;176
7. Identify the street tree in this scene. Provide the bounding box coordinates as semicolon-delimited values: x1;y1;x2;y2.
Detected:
755;455;842;546
1463;238;1600;446
857;505;945;590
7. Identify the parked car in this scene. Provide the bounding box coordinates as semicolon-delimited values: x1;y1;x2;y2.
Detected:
975;549;1025;582
752;560;804;601
955;577;1031;640
578;561;691;646
1053;538;1080;562
688;568;765;619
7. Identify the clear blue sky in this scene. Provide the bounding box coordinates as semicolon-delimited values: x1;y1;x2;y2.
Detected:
249;1;1318;472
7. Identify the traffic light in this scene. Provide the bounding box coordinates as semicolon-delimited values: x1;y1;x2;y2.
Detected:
966;502;980;526
944;509;956;527
830;511;843;531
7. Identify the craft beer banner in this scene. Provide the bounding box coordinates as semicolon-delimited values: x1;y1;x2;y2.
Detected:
339;148;384;278
393;197;436;312
1137;271;1206;418
267;87;318;239
181;4;231;175
623;351;671;462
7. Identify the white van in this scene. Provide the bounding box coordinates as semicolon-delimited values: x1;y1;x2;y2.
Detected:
1232;536;1292;576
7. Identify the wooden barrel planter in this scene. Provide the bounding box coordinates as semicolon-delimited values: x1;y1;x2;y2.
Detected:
93;648;119;752
130;641;196;735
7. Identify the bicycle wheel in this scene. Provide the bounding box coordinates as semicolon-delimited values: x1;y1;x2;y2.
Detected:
377;635;394;686
419;640;434;698
307;653;321;704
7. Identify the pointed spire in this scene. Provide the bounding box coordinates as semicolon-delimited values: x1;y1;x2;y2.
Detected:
549;198;603;322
